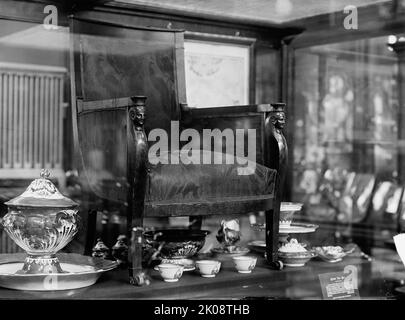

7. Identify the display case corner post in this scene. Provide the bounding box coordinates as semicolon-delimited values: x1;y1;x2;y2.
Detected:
126;96;149;285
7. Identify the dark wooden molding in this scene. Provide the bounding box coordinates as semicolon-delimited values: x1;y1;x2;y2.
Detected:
77;5;291;48
182;104;274;118
280;42;294;201
185;31;257;45
69;14;185;32
390;39;405;184
287;2;405;49
98;1;302;37
76;97;133;114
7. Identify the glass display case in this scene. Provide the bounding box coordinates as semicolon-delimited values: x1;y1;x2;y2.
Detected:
0;0;405;304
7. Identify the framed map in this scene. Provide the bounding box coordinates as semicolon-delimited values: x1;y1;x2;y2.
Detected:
184;38;251;108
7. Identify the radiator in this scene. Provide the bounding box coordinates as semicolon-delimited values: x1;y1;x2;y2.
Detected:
0;63;66;179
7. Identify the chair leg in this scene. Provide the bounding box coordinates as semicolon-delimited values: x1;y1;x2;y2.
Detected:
84;209;98;256
266;204;283;270
129;226;150;286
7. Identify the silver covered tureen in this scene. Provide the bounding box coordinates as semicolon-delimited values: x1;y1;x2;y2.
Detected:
2;169;80;274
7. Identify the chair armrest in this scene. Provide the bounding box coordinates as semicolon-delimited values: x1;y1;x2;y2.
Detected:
180;103;285;175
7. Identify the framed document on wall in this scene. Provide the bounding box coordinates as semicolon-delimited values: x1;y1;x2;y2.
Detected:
184;33;254;108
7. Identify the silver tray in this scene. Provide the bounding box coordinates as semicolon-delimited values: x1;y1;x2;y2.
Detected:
0;253;117;291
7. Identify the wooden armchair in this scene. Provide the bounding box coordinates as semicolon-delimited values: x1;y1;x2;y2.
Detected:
70;17;286;284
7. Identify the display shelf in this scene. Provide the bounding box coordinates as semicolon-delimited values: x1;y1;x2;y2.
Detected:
0;249;398;299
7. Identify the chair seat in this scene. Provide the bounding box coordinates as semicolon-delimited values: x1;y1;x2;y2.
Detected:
144;150;277;216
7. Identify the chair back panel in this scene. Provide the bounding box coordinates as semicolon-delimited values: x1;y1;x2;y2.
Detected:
71;18;185;134
70;18;186;202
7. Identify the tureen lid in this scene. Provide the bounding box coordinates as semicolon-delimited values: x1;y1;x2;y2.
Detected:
5;169;78;208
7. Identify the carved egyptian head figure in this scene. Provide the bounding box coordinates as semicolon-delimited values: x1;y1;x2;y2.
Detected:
130;96;147;129
270;103;286;131
135;106;145;127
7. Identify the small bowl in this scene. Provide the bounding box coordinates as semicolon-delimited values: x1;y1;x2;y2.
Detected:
278;251;316;267
157;263;184;282
280;202;303;227
232;256;257;273
314;246;353;263
195;260;221;278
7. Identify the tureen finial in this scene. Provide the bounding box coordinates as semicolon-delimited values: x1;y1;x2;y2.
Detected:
40;169;50;179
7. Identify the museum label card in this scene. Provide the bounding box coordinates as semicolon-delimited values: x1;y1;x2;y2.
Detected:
319;266;360;300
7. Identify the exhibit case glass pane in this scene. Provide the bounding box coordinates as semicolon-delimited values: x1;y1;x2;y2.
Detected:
291;35;402;244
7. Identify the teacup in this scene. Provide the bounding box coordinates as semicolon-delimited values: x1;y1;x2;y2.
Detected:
195;260;221;278
232;256;257;273
157;263;184;282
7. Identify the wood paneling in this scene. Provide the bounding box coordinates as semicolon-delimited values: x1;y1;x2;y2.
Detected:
289;2;405;49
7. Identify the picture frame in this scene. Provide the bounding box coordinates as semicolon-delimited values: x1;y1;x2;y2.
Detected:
184;32;255;108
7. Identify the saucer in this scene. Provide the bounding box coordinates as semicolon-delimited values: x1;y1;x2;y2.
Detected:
247;241;266;254
211;246;250;259
211;247;250;260
154;259;195;272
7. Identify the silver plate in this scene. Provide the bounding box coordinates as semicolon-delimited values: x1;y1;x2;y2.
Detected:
0;253;117;291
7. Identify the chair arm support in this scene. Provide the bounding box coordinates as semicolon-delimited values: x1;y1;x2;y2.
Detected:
127;96;149;285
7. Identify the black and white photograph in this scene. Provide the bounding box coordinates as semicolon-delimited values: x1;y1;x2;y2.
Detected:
0;0;405;312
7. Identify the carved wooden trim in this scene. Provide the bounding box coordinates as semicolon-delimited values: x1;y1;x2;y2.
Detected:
126;96;149;285
263;103;288;266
